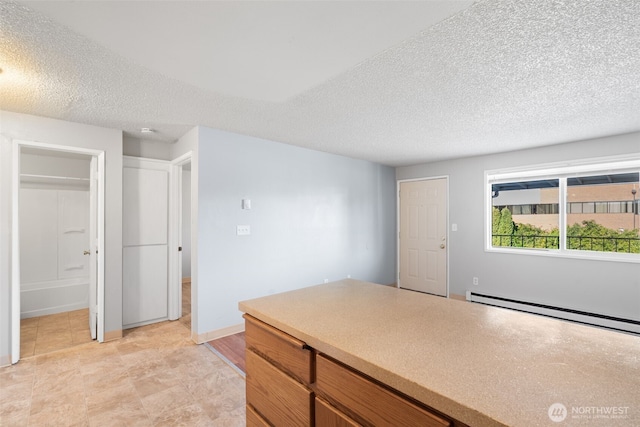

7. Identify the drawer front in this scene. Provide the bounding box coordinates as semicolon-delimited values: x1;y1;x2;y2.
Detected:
244;314;313;384
246;404;270;427
316;354;451;427
316;397;361;427
246;349;313;426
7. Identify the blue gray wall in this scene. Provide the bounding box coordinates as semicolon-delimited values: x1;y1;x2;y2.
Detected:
397;132;640;321
196;127;397;335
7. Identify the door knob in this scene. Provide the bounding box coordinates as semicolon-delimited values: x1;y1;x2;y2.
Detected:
440;244;445;249
83;250;91;255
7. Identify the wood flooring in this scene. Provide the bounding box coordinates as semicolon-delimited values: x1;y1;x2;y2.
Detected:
207;332;246;374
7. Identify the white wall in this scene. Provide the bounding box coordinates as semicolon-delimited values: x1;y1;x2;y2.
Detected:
0;110;123;364
397;132;640;321
194;127;396;339
123;135;172;160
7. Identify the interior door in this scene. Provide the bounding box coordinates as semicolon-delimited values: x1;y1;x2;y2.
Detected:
88;156;97;339
122;157;170;328
399;178;447;296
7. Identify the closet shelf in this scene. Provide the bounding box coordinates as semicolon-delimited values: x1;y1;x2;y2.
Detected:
20;173;90;188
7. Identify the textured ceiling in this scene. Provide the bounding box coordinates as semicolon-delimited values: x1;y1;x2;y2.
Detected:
1;0;639;167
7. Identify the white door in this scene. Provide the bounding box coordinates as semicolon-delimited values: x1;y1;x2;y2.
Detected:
122;157;170;328
399;178;447;296
88;157;98;339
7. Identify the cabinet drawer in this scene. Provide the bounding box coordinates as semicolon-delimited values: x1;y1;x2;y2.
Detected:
244;314;313;384
246;404;270;427
316;397;361;427
246;349;313;426
316;354;451;427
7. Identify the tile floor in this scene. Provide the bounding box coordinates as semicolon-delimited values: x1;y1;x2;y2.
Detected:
1;281;246;426
21;309;93;358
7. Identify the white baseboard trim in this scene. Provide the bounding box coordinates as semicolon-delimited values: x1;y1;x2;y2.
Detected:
195;323;244;344
0;353;11;367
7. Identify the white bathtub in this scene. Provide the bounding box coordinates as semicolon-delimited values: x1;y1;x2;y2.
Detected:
20;277;89;319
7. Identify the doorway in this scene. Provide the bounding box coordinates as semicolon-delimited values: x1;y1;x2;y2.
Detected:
180;161;192;329
11;140;105;364
398;177;448;296
168;152;194;336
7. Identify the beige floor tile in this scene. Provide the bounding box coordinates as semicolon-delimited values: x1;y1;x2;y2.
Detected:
71;328;93;345
20;317;39;327
130;370;182;399
87;399;152;427
4;284;244;426
85;379;142;417
152;403;214;427
32;369;84;398
28;401;88;427
140;384;194;420
20;340;36;358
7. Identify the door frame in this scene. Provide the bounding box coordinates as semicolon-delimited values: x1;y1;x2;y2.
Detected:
168;152;193;323
11;139;106;364
396;176;450;297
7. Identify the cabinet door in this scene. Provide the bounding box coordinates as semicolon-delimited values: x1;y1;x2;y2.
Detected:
316;354;451;427
246;404;270;427
316;397;361;427
244;314;313;384
246;349;313;426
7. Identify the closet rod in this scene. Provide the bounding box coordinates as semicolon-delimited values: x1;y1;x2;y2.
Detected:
20;173;89;181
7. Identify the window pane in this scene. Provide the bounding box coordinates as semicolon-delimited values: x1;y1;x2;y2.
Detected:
491;180;559;249
566;172;639;253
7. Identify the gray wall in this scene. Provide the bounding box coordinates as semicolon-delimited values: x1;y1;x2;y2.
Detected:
397;132;640;321
196;127;396;335
0;110;123;365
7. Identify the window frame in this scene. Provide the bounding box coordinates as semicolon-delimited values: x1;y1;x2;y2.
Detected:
485;154;640;263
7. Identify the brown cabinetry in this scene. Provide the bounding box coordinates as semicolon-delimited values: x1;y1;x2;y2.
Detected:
244;314;457;427
244;314;314;425
315;354;451;427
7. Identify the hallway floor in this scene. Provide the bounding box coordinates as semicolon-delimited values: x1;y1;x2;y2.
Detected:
1;318;246;426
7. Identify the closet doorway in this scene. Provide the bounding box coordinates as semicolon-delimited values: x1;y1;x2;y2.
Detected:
11;141;105;363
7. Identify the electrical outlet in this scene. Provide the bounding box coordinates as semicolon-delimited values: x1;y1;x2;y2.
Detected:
324;279;329;284
236;225;250;236
473;277;479;286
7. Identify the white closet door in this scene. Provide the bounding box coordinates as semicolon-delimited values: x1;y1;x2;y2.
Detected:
122;157;170;328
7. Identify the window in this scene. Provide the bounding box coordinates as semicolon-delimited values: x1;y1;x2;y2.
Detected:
486;156;640;262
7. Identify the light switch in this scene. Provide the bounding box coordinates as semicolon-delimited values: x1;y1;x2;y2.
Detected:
237;225;250;236
242;199;251;210
451;223;458;231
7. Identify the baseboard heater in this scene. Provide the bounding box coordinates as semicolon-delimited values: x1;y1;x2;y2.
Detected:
466;291;640;335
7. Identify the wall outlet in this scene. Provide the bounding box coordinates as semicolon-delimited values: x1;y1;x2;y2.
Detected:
347;274;351;279
472;277;479;286
324;279;329;284
236;225;250;236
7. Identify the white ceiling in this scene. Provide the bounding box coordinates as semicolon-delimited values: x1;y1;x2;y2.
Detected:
1;0;639;166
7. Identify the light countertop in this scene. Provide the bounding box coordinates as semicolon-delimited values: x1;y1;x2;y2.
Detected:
239;279;640;426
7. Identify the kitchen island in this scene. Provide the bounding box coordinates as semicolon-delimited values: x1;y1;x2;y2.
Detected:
239;279;640;426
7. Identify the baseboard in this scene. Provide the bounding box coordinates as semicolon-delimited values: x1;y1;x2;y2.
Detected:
195;323;244;344
0;354;11;367
449;293;467;301
103;329;123;341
